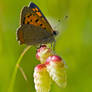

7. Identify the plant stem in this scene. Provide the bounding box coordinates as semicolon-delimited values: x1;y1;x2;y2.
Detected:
18;64;31;92
8;46;31;92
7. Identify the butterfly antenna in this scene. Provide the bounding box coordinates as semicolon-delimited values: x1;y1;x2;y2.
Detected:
53;20;61;30
54;15;68;29
51;43;53;49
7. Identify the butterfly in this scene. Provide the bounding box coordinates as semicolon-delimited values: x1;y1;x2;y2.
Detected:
17;2;57;46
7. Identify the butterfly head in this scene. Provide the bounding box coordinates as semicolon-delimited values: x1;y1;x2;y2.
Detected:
53;30;58;36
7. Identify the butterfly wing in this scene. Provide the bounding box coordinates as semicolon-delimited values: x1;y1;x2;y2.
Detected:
17;24;55;45
20;2;54;34
29;2;47;23
17;26;24;44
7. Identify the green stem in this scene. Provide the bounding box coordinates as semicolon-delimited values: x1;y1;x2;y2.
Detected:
8;46;31;92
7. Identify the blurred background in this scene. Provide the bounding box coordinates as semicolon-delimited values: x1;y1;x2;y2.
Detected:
0;0;92;92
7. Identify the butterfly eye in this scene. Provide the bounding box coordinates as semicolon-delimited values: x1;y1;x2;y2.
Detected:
53;31;58;36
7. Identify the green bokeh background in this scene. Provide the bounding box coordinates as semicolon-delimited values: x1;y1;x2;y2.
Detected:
0;0;92;92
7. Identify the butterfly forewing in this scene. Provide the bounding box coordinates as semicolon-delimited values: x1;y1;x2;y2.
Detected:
20;2;53;34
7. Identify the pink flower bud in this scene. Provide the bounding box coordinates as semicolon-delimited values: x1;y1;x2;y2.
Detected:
36;45;53;64
34;64;51;92
45;55;67;88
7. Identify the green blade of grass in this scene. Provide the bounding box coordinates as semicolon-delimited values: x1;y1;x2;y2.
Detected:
8;46;31;92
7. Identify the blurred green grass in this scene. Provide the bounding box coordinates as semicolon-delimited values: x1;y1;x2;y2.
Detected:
0;0;92;92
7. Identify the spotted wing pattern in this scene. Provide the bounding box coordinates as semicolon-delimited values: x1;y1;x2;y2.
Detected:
21;2;53;34
17;2;55;45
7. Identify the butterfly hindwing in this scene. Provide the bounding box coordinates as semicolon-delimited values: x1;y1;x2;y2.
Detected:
17;24;55;45
17;26;24;44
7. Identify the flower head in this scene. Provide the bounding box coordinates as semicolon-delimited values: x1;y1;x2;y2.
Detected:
45;55;67;88
36;45;53;64
34;64;51;92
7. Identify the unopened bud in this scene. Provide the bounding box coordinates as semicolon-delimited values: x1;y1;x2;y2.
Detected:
34;64;51;92
45;55;67;88
36;45;53;64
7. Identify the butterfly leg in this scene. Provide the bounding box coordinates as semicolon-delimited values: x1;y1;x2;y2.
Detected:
52;40;56;53
51;43;53;49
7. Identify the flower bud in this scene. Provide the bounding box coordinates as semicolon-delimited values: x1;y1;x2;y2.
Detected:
34;64;51;92
45;55;67;88
36;45;53;64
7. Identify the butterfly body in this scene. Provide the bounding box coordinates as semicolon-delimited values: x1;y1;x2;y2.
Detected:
17;2;56;45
